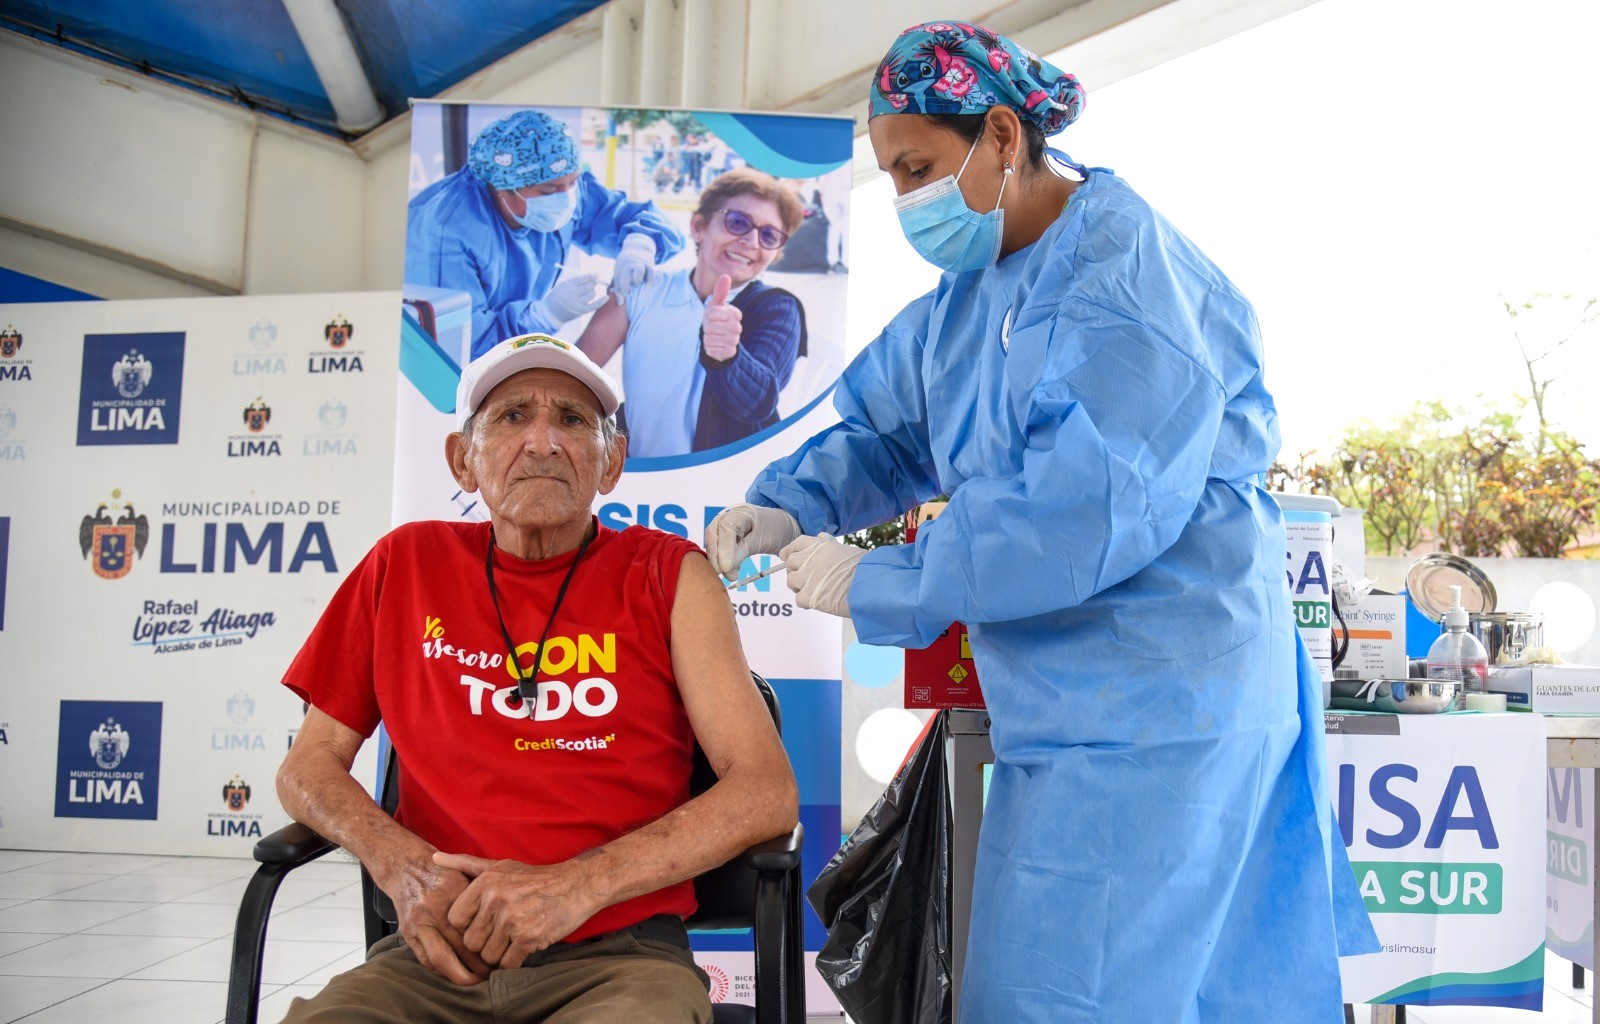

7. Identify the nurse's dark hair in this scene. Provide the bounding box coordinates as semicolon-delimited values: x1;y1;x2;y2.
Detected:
920;113;1047;170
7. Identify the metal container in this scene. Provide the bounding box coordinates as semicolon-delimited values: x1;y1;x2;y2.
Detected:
1468;611;1545;665
1373;678;1460;714
1405;553;1497;621
1329;678;1460;714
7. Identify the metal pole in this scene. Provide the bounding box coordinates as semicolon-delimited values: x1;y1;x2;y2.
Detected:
948;710;992;1024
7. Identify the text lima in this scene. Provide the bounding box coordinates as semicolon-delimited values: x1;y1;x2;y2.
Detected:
68;778;144;804
308;354;363;373
91;407;165;431
159;522;336;573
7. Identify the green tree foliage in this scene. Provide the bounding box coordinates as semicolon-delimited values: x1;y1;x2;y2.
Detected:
1273;401;1600;557
843;519;906;550
1482;433;1600;557
842;496;951;550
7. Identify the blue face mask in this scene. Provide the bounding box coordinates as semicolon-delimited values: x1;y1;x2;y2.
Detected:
508;186;578;232
892;136;1011;273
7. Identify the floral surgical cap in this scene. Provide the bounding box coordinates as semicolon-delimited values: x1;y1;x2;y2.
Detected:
869;21;1085;136
467;110;580;191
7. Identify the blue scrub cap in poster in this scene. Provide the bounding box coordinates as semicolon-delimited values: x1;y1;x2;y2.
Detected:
468;110;581;190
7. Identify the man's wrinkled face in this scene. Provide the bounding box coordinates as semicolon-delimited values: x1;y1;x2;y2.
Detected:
447;368;623;535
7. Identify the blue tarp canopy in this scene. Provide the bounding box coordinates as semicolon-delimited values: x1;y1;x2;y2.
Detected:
0;0;608;136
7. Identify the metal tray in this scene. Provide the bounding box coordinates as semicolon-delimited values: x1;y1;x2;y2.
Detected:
1404;553;1496;622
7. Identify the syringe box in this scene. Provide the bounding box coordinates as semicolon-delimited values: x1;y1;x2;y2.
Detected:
1336;594;1408;680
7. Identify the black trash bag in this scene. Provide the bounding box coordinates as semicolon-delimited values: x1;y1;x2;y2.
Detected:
807;711;952;1024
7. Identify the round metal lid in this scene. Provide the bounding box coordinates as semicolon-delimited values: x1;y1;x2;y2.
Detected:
1404;553;1497;621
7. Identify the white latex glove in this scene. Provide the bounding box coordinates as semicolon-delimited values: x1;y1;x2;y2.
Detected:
609;234;657;304
541;273;607;325
780;533;863;619
701;274;743;362
704;503;801;581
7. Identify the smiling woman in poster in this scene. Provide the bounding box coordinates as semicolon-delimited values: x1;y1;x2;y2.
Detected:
406;109;685;361
577;168;807;457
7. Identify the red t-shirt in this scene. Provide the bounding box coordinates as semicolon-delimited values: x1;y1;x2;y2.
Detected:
284;519;702;941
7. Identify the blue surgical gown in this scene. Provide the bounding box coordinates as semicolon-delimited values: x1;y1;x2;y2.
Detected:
750;169;1377;1022
405;169;683;360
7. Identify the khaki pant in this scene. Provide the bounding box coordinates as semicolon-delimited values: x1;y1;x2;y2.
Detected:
280;924;712;1024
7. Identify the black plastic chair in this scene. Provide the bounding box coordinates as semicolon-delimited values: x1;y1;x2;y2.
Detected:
226;673;804;1024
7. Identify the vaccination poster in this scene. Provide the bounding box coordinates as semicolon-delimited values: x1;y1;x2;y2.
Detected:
394;101;854;1010
1327;712;1546;1008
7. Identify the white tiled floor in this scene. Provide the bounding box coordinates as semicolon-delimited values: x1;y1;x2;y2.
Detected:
0;849;365;1023
0;847;1591;1022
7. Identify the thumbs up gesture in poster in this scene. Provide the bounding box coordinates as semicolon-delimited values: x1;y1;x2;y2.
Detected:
701;274;743;362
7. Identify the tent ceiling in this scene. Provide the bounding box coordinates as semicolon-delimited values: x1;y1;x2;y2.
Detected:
0;0;608;136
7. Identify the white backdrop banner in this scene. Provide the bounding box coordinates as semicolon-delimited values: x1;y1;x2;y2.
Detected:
0;294;397;856
1329;712;1547;1009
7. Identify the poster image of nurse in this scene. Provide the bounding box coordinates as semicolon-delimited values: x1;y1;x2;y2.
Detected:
402;102;854;468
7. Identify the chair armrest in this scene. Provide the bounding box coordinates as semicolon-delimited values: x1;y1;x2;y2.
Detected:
253;821;335;867
229;824;338;1024
750;823;806;1024
740;825;802;874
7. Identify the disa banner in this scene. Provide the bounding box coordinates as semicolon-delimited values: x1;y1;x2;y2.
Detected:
1327;712;1546;1008
395;101;852;1011
0;294;395;855
1546;766;1594;970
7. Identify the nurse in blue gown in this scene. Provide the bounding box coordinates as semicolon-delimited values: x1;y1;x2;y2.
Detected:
406;110;684;361
705;21;1376;1024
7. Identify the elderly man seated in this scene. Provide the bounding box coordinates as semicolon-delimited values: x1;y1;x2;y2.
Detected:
275;333;798;1023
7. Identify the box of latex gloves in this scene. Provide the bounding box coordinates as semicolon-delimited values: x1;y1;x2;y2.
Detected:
1489;664;1600;713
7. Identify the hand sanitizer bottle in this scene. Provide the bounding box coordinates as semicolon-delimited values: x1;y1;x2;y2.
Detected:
1426;585;1489;693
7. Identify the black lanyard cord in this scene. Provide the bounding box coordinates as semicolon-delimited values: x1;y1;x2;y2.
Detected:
484;523;592;711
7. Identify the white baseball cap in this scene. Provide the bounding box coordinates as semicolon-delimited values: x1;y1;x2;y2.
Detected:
456;333;621;430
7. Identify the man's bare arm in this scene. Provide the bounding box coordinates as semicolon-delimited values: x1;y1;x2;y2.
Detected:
437;552;799;967
278;708;490;984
